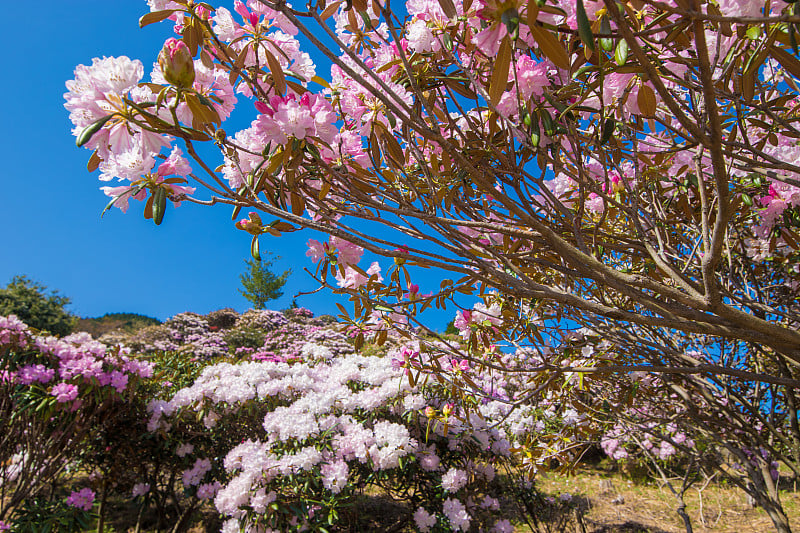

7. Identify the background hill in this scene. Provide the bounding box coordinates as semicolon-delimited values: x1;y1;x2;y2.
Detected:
75;312;161;338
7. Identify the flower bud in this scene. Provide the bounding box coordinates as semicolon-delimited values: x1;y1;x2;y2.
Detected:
235;212;264;235
159;38;195;88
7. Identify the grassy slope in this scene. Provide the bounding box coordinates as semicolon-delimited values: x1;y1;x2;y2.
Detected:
532;468;800;533
74;312;161;338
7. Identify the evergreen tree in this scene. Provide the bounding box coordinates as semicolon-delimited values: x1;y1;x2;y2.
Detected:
0;276;76;336
239;255;291;309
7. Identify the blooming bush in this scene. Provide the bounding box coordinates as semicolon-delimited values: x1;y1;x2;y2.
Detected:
0;314;152;522
144;336;549;531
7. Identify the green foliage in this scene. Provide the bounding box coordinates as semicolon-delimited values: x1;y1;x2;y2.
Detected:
10;497;93;533
223;326;266;351
239;255;291;309
0;276;75;336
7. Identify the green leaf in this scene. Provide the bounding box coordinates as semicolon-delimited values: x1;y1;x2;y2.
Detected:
745;25;761;40
599;15;613;51
358;10;373;30
540;109;555;136
501;7;520;40
576;0;595;53
614;38;628;66
152;187;167;225
251;235;261;261
76;115;114;147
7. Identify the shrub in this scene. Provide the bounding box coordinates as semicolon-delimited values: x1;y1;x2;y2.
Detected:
0;315;153;522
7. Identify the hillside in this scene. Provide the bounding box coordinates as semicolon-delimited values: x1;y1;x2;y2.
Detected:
74;312;161;338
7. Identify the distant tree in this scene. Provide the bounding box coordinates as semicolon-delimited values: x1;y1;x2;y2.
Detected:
0;276;76;336
239;255;291;309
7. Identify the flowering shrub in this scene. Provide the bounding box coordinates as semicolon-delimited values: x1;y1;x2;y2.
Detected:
0;314;152;521
144;335;551;531
233;309;288;332
9;496;93;533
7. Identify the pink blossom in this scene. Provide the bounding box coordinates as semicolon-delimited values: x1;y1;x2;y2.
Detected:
306;239;327;262
405;283;420;298
407;19;439;53
321;460;349;494
473;24;505;56
493;519;514;533
442;467;469;492
717;0;762;17
197;481;222;500
420;451;441;471
109;371;128;392
65;56;172;165
330;236;364;266
512;55;550;100
414;507;437;532
442;498;471;531
66;488;95;511
99;184;147;213
51;382;78;403
157;146;192;177
453;310;472;336
336;261;383;289
183;457;212;487
176;443;195;457
16;364;55;385
132;483;150;497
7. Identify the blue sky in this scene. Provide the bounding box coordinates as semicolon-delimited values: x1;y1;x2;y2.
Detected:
0;2;453;328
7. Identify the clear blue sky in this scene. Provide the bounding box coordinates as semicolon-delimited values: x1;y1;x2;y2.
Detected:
0;2;453;328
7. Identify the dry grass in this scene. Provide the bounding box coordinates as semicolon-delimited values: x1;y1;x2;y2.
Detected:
531;469;800;533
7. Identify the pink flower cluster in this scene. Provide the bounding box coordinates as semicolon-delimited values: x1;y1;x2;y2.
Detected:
66;488;95;512
2;315;154;411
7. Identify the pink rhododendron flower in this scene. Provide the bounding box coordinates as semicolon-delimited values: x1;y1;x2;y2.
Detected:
335;261;383;289
330;236;364;266
414;507;437;532
66;488;95;511
407;19;439;53
16;364;55;385
442;497;471;531
306;239;328;262
183;457;212;487
51;382;79;403
176;443;195;457
442;467;469;492
321;460;349;494
159;38;195;88
717;0;762;17
197;481;222;500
